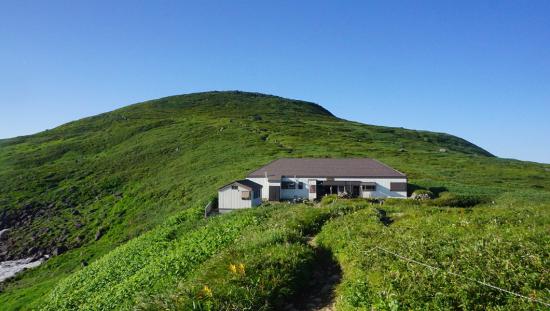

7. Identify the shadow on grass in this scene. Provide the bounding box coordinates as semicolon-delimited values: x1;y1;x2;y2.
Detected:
286;245;341;311
377;208;394;226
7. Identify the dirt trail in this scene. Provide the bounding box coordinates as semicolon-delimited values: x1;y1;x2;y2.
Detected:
284;236;341;311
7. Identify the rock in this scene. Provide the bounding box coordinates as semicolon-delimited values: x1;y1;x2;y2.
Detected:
74;235;83;244
27;247;38;256
412;193;430;200
52;245;67;256
439;148;447;153
32;250;45;261
0;228;11;240
95;227;105;241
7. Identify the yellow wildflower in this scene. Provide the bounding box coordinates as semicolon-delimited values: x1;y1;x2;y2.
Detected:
229;263;237;274
238;263;246;275
202;285;213;297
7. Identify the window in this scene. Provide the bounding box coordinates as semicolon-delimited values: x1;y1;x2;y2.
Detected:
362;184;376;191
231;185;238;190
390;182;407;192
298;182;304;189
281;181;296;189
309;185;316;193
241;191;251;200
338;186;345;192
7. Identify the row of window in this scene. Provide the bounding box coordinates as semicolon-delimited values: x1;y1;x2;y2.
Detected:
284;183;378;191
362;184;376;191
233;182;406;199
281;181;304;189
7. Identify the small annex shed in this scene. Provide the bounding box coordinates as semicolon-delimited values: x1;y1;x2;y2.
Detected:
218;179;262;213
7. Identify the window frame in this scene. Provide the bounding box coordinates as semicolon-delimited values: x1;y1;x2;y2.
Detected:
281;181;296;189
241;190;251;200
362;184;376;191
390;182;407;192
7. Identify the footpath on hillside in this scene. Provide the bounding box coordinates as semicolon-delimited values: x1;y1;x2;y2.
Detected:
283;235;341;311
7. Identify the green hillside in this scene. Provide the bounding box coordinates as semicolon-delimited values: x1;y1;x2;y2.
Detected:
0;91;548;310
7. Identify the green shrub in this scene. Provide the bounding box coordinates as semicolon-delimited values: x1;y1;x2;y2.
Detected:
429;192;486;207
316;199;550;310
385;198;422;206
320;194;338;206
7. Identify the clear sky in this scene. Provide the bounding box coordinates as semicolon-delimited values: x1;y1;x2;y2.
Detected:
1;1;549;163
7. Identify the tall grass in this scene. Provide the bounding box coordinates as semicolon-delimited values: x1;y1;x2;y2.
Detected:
316;193;550;310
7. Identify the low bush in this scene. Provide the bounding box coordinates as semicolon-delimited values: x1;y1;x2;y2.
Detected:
384;198;421;206
140;205;324;310
316;197;550;310
320;194;338;206
429;192;486;207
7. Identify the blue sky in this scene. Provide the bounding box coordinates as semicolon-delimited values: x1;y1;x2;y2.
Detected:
1;1;549;163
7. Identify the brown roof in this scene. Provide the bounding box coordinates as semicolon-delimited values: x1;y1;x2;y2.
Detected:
219;179;263;192
247;158;406;179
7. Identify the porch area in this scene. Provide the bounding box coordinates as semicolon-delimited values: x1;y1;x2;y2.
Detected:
316;180;366;199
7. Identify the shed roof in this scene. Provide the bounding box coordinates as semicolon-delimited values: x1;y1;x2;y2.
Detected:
219;179;262;192
247;158;406;180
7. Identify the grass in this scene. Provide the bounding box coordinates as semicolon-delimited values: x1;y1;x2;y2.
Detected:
0;91;549;309
316;193;550;310
43;202;368;310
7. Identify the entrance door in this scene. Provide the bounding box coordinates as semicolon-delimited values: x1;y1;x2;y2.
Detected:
352;185;360;197
269;186;280;201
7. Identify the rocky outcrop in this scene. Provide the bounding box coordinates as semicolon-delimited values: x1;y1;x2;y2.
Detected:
0;229;10;241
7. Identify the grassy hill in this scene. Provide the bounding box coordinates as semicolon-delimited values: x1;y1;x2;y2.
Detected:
0;91;548;310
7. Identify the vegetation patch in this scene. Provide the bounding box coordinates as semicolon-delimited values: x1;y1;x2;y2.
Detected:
316;194;550;310
1;91;549;309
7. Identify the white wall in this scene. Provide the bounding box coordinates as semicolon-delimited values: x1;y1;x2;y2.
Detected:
247;177;269;199
308;179;317;200
279;177;310;200
246;177;407;200
218;185;256;211
333;178;407;198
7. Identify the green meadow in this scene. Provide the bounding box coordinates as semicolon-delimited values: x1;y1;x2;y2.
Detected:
0;91;548;309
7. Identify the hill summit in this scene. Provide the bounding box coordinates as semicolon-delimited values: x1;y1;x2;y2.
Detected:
0;91;548;310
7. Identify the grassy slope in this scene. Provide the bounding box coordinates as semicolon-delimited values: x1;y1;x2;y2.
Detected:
317;194;550;310
0;91;548;309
